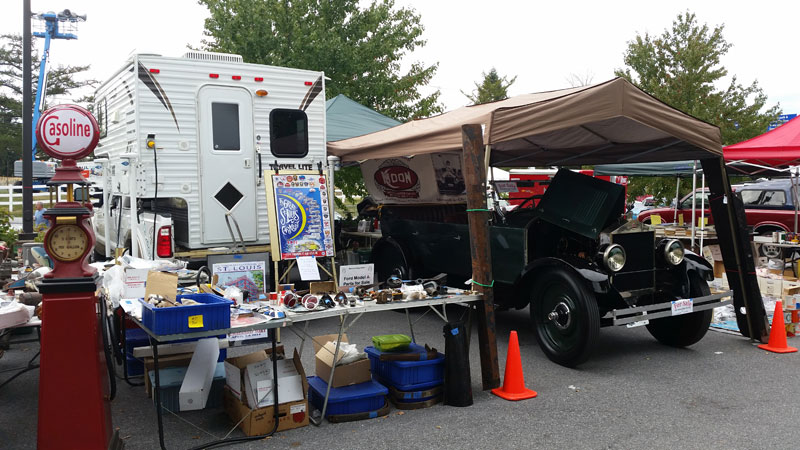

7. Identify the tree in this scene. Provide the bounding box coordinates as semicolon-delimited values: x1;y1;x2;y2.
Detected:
461;68;517;105
615;11;779;146
0;33;96;176
199;0;442;122
614;11;780;200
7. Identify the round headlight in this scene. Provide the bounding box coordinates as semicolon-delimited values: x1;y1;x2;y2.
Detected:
664;239;685;265
603;244;626;272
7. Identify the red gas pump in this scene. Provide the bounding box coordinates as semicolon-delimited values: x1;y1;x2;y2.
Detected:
35;105;122;449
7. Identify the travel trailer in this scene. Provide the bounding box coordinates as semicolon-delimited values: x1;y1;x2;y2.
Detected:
91;52;327;262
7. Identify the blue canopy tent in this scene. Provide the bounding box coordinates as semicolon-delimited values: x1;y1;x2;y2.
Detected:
326;94;401;142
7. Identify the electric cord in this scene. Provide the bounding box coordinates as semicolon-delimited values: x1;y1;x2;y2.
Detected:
152;143;158;260
99;293;117;401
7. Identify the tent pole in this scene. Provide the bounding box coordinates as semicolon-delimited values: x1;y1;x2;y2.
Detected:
793;167;798;234
691;161;697;249
674;177;681;224
461;124;500;391
700;173;705;250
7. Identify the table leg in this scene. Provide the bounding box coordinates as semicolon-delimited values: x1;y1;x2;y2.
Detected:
150;338;167;450
405;309;416;343
311;316;345;426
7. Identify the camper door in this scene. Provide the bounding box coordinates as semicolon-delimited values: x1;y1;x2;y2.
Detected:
198;86;258;244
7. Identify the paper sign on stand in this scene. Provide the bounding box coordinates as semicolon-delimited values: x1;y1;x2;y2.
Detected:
339;264;374;286
296;256;320;281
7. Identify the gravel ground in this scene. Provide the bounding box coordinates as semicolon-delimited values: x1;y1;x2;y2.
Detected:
1;304;797;450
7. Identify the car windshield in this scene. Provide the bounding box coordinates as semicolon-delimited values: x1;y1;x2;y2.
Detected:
680;192;710;209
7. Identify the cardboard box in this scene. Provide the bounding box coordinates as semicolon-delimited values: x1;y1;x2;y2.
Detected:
243;357;304;409
145;271;178;303
309;281;336;294
223;345;284;400
713;261;725;279
313;334;371;388
223;349;309;436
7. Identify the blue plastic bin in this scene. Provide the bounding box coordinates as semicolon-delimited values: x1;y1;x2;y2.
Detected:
364;343;444;390
140;293;232;336
307;377;388;416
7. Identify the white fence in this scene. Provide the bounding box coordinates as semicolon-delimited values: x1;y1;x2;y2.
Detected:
0;184;96;212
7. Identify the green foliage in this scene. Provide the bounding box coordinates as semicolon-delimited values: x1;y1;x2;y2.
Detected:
615;11;780;146
627;176;688;206
198;0;442;122
333;165;368;214
0;209;18;247
461;68;517;105
0;33;97;176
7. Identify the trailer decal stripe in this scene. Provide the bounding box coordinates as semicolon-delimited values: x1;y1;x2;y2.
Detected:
299;75;323;111
137;62;180;131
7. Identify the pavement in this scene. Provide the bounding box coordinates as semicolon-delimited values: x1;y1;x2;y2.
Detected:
1;305;798;450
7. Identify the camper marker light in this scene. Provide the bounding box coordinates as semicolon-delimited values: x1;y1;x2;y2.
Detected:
232;75;241;80
254;77;263;82
146;134;156;149
255;90;268;97
209;73;219;79
304;81;313;86
149;68;160;74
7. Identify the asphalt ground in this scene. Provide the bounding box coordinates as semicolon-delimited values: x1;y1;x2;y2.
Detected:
1;304;798;450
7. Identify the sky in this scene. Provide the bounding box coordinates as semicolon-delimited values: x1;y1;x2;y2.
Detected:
2;0;799;116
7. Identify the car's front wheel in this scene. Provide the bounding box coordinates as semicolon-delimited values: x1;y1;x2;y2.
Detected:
530;267;600;367
645;271;712;347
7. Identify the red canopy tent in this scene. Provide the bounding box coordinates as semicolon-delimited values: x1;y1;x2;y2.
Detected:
724;116;800;231
724;116;800;174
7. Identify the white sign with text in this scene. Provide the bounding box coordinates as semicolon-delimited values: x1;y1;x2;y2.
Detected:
339;264;375;286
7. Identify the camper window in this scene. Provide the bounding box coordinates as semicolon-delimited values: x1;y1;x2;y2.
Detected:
269;108;308;157
211;102;241;151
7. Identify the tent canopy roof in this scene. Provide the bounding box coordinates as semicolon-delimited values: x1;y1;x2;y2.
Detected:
327;78;722;167
326;94;401;142
724;116;800;171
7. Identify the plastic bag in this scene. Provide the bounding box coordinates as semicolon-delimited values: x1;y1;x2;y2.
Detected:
371;334;412;352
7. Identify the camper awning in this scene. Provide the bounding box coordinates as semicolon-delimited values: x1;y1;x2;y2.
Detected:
327;78;722;166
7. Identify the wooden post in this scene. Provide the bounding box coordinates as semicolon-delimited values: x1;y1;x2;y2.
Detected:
461;124;500;391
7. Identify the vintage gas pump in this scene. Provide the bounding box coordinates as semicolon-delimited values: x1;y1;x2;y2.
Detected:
35;105;122;449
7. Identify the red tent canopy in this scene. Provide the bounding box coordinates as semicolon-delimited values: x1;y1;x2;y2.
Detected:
724;116;800;173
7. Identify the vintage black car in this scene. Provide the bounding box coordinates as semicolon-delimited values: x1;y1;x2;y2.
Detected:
372;169;730;366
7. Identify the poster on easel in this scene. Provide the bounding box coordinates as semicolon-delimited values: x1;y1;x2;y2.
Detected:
265;171;335;261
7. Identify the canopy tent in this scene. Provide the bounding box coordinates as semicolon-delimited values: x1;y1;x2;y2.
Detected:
326;94;402;142
328;77;722;165
724;115;800;174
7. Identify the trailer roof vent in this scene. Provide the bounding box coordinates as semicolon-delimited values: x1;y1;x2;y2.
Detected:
182;51;243;63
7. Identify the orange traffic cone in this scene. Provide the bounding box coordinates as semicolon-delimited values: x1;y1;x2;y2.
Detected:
758;300;798;354
491;331;537;401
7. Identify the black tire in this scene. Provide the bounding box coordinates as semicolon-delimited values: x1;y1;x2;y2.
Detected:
372;238;413;282
646;271;713;347
530;267;600;367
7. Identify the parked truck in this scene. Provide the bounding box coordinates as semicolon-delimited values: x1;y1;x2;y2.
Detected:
90;52;327;262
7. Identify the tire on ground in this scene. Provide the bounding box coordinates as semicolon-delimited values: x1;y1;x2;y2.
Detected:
646;271;713;347
530;267;600;367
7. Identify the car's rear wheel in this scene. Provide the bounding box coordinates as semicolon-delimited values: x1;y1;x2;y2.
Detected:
530;268;599;367
646;271;713;347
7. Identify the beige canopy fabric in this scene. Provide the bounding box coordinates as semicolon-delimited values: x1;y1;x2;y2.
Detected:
327;78;722;166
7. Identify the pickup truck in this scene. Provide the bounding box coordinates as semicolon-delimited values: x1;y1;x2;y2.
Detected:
637;178;796;235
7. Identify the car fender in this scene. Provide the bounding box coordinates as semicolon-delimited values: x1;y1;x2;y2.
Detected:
683;251;714;281
372;236;415;271
516;256;610;301
752;221;789;234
